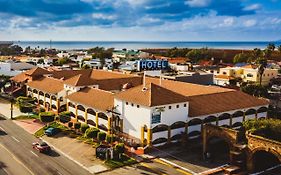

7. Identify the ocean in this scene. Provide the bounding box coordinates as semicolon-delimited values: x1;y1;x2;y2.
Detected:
13;41;281;50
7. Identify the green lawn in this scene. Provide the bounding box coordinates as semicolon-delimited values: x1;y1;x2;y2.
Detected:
14;114;39;120
105;154;137;169
34;122;68;137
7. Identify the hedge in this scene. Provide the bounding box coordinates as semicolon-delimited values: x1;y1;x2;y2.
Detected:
115;143;125;154
39;112;55;123
106;135;113;143
80;123;90;133
74;122;81;130
17;96;36;104
19;103;36;113
97;132;106;142
85;127;99;138
59;111;71;123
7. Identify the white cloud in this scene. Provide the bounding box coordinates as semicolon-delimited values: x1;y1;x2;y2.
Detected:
92;13;116;20
243;4;262;11
244;19;257;27
185;0;211;7
221;17;234;27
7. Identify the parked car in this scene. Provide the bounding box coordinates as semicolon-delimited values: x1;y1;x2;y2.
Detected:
45;127;60;136
32;142;51;153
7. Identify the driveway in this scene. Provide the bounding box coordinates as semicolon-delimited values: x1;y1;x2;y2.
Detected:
43;133;109;174
13;119;45;134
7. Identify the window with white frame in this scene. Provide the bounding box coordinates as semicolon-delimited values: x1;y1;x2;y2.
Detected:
151;112;161;124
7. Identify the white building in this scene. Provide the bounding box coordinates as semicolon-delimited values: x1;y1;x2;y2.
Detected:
0;61;35;76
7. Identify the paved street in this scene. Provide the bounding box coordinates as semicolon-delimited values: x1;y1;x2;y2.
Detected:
0;143;32;175
0;117;91;175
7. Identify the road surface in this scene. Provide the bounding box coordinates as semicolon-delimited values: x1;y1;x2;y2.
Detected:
0;116;91;175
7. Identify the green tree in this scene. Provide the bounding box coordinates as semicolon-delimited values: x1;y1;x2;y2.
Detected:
233;53;250;63
252;48;262;60
277;45;281;53
267;43;275;51
263;49;272;59
256;58;268;86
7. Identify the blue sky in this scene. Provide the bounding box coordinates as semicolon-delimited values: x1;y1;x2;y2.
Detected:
0;0;281;41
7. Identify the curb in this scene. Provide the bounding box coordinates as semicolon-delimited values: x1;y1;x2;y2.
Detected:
158;158;196;175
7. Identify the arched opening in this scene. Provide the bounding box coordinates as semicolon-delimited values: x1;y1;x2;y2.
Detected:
245;109;256;115
207;136;230;162
98;124;108;131
51;96;57;101
257;107;268;113
252;150;280;172
27;87;32;92
188;118;202;126
51;104;57;110
98;112;108;121
77;115;85;122
232;122;242;128
152;138;167;145
171;121;185;129
77;105;85;112
39;91;44;96
232;111;244;118
87;119;96;126
39;99;44;105
203;116;217;124
59;104;67;113
188;131;201;139
171;134;182;141
152;124;168;133
33;89;38;93
218;113;231;120
69;112;75;118
45;93;50;98
45;102;50;111
68;102;75;108
87;108;96;116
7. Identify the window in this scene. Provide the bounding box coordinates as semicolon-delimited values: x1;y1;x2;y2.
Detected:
137;105;139;108
151;113;161;124
184;104;187;107
247;73;253;77
169;106;172;109
223;72;227;75
176;105;179;108
131;103;134;107
268;74;270;76
126;102;128;105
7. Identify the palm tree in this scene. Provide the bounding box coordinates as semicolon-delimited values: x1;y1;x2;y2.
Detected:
257;58;268;86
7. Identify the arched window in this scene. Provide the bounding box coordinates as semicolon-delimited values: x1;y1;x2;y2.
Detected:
257;107;268;113
45;93;50;98
152;124;168;133
171;121;185;129
98;112;108;120
188;118;202;126
204;116;217;123
87;108;96;115
77;105;85;111
152;138;167;145
245;109;256;115
77;115;85;122
87;119;96;126
68;102;75;108
39;91;44;96
232;111;244;118
98;124;108;131
218;113;231;120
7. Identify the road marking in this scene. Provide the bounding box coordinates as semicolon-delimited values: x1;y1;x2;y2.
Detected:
155;158;194;175
11;136;20;142
30;150;39;157
0;143;35;175
139;162;167;175
0;126;6;132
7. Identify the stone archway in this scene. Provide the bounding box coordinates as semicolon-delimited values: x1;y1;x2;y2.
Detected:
249;148;281;173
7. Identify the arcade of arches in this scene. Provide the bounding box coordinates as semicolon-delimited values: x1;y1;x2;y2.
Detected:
203;124;281;173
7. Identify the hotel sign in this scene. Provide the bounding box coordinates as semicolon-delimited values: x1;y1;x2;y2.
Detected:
137;60;169;71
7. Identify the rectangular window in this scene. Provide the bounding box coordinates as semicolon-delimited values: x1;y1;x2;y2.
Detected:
137;105;140;108
184;104;187;107
169;106;172;109
176;105;179;108
151;113;161;124
126;102;128;105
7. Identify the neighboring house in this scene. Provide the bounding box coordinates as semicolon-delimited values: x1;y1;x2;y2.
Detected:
83;59;112;69
12;68;269;147
112;50;141;62
0;61;35;76
214;64;279;86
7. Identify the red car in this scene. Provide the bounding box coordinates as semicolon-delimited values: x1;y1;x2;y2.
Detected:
32;142;51;153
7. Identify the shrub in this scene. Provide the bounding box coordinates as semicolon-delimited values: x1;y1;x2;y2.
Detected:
17;96;36;105
74;122;81;130
68;122;73;128
80;123;89;133
19;103;35;113
39;112;55;122
115;143;125;154
106;135;113;143
97;132;106;142
85;127;99;138
59;111;71;123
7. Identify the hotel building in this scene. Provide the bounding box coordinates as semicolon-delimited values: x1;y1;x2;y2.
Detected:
11;67;269;147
